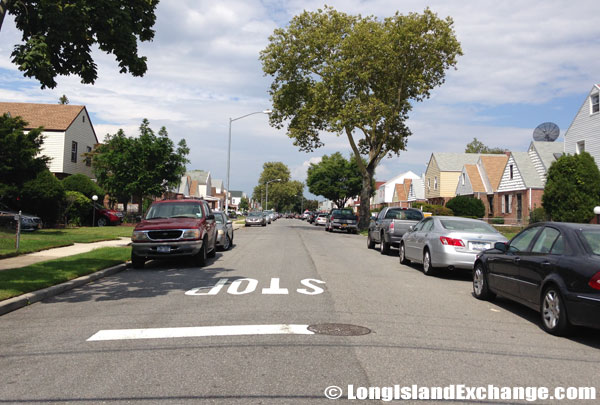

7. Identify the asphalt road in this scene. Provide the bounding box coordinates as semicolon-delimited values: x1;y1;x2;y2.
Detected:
1;219;599;404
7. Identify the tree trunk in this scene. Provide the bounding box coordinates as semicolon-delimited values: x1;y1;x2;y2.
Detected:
358;169;374;230
0;0;12;33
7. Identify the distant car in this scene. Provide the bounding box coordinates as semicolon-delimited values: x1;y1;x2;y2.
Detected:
0;202;42;231
263;211;272;224
368;207;424;254
400;216;508;275
325;208;358;233
94;203;123;226
315;213;327;226
473;222;600;336
246;211;267;227
213;211;234;250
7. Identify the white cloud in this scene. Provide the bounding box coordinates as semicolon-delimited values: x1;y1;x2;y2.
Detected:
291;156;322;182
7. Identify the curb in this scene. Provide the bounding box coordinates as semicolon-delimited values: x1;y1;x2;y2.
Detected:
0;262;129;317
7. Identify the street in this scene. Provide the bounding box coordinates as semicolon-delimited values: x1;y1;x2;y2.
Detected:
1;219;599;404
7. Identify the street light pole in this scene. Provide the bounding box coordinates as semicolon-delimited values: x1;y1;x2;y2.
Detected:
265;178;281;211
225;109;272;213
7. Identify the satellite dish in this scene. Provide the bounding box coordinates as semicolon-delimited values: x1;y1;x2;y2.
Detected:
533;122;560;142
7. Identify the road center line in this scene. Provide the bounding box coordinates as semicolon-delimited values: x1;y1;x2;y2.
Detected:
87;324;314;341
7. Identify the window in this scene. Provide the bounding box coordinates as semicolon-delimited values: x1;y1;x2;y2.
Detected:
462;173;465;186
509;226;541;253
71;141;78;163
503;194;512;214
591;93;599;114
421;219;435;232
85;146;92;166
576;141;585;154
509;164;514;180
531;227;561;254
434;176;438;190
82;115;86;123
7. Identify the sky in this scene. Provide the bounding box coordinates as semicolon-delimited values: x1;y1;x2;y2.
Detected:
1;0;599;200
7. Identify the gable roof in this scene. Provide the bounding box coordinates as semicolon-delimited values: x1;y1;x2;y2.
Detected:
0;102;87;131
430;153;498;172
479;155;509;191
186;170;210;184
511;152;544;188
464;164;485;193
230;190;244;198
529;141;564;172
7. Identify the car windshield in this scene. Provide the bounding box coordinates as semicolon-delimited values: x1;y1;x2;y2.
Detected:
440;219;497;233
249;212;262;217
145;203;203;219
579;229;600;255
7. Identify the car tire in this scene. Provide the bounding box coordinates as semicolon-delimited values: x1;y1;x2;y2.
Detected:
399;243;410;265
196;239;207;267
473;263;495;300
541;286;570;336
262;223;266;227
367;232;375;249
422;249;436;276
131;252;145;269
380;233;390;255
222;234;231;251
97;216;108;227
207;237;216;258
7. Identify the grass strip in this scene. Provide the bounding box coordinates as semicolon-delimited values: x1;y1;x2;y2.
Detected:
0;247;131;301
0;226;134;258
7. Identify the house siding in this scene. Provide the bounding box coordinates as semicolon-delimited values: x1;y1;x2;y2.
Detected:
455;169;473;196
528;145;546;184
424;158;441;199
63;109;97;178
38;131;65;174
497;155;526;192
440;172;460;197
565;86;600;167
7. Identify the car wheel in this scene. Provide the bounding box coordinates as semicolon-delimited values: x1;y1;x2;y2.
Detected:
196;239;207;267
97;216;108;227
131;252;145;269
422;249;436;276
541;286;570;336
207;237;216;258
380;233;390;255
473;263;495;300
399;243;410;265
222;234;231;251
367;232;375;249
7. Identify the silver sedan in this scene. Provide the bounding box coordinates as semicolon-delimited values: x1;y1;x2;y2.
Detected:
399;216;508;275
213;211;234;251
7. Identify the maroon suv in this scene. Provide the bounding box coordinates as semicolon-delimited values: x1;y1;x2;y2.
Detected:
130;199;217;268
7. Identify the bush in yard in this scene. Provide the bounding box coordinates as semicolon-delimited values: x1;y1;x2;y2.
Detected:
413;202;453;216
20;170;66;225
529;207;549;224
543;152;600;223
62;174;104;199
491;217;504;224
446;195;485;218
64;191;92;226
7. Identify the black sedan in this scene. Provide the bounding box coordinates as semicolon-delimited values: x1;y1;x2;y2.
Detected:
472;222;600;336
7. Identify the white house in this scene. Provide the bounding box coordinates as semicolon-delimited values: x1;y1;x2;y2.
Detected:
564;84;600;164
0;102;98;179
375;171;422;205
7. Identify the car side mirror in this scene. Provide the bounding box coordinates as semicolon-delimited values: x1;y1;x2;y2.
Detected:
494;242;508;252
227;220;232;225
207;214;215;220
408;225;414;231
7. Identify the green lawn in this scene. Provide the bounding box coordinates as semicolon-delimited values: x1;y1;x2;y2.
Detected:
0;247;131;301
0;226;134;258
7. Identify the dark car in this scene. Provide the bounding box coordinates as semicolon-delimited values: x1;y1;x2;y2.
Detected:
325;208;358;233
0;202;42;231
472;222;600;336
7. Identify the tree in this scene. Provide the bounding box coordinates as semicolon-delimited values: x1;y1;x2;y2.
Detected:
261;7;462;229
446;195;485;218
542;152;600;223
62;173;103;199
0;113;49;205
252;162;304;211
21;169;65;224
465;138;506;154
0;0;159;89
306;152;362;208
58;95;69;104
92;119;189;212
239;197;249;212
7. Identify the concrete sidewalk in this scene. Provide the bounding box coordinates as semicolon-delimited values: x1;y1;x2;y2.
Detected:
0;238;132;271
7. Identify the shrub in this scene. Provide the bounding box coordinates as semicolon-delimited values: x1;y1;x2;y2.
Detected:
20;170;66;225
62;174;104;199
446;195;485;218
64;191;92;226
491;217;504;224
413;202;453;216
529;207;548;224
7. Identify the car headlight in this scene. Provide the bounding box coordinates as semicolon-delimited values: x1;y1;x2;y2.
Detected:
182;229;201;239
132;231;150;242
218;229;224;235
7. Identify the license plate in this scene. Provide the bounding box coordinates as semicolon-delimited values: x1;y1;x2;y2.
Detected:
470;242;489;251
341;224;347;227
157;246;171;253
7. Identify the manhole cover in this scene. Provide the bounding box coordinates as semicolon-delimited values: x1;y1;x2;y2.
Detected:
307;323;371;336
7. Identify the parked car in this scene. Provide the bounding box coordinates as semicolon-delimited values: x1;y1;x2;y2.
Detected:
473;222;600;336
325;208;358;233
94;203;124;226
307;212;316;223
130;199;217;268
367;207;424;255
213;211;234;251
263;210;272;224
246;211;267;227
0;202;42;231
315;213;328;226
400;216;507;275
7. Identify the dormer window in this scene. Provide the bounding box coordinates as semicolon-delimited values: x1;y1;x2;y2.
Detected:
592;93;599;114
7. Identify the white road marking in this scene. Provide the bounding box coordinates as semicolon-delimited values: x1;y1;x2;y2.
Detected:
185;278;228;296
227;278;259;295
87;324;314;341
261;278;289;294
184;278;326;296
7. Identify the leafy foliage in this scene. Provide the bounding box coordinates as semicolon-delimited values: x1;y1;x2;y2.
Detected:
542;152;600;223
3;0;159;88
306;152;362;208
21;169;66;224
64;190;92;226
260;7;462;228
413;202;453;216
464;138;506;154
528;207;549;224
446;195;485;218
62;174;103;199
252;162;304;211
239;197;249;212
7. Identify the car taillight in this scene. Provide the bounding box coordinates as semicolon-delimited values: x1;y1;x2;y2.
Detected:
589;272;600;291
390;222;394;232
440;236;465;247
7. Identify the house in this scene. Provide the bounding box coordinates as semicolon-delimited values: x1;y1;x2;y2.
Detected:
369;181;387;209
564;84;600;163
425;153;498;205
211;179;226;210
391;176;426;208
229;190;245;211
170;170;221;209
495;141;563;224
455;154;509;217
0;102;98;179
372;171;421;210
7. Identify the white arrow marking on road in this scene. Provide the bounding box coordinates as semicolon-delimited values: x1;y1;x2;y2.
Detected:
87;324;315;341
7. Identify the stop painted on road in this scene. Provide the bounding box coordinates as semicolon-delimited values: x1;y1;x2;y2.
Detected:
185;278;326;296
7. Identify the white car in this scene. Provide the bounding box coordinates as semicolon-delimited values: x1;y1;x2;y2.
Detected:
315;213;327;226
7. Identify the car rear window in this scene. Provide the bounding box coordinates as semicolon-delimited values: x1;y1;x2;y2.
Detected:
580;230;600;255
440;219;497;233
386;209;423;220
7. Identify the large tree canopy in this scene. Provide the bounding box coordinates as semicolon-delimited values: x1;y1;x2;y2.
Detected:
0;0;159;88
464;138;506;154
252;162;303;212
306;152;362;209
261;7;462;228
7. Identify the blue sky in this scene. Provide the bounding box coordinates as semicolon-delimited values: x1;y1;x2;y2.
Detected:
1;0;599;200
